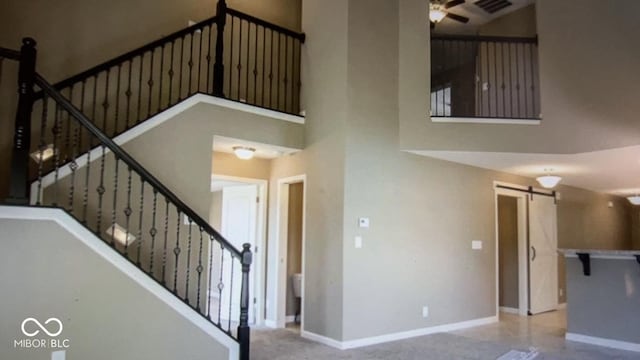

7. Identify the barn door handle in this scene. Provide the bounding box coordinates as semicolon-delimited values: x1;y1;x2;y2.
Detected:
531;246;537;262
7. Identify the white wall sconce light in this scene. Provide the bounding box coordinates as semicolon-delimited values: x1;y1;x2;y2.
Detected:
30;144;56;162
627;195;640;205
105;223;136;246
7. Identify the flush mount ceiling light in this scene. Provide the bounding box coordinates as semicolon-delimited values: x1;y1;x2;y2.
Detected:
105;223;136;246
536;169;562;189
233;146;256;160
627;195;640;205
429;4;447;23
30;144;56;162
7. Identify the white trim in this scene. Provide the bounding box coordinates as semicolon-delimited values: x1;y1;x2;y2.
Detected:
301;330;344;349
494;181;529;317
210;174;268;327
0;206;238;360
271;175;306;331
302;316;498;350
499;307;520;314
431;116;541;125
566;333;640;352
285;315;296;323
264;319;277;328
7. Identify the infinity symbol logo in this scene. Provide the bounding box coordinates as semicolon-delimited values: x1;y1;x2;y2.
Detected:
21;318;63;337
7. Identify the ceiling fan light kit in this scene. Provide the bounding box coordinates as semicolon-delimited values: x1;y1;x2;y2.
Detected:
430;0;470;28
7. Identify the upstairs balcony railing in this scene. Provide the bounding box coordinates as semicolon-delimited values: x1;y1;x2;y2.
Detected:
430;34;540;120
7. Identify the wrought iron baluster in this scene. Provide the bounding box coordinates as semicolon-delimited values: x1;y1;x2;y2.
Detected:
149;189;159;275
51;102;61;205
245;21;250;102
196;228;204;312
109;158;120;246
253;23;258;104
228;258;234;332
276;32;281;111
125;60;133;130
206;234;215;320
185;217;194;304
237;19;243;100
161;199;169;284
114;64;122;135
529;43;536;118
262;27;266;107
147;50;155;118
124;166;133;255
95;142;106;234
228;16;235;98
188;34;195;95
269;29;274;108
284;35;289;113
501;42;506;117
507;42;513;117
492;41;498;117
137;54;144;123
515;43;521;118
217;244;225;325
168;41;175;106
102;70;110;133
68;95;80;212
206;26;213;94
35;93;49;206
178;38;185;100
136;179;145;265
197;27;204;92
158;45;165;111
173;209;182;293
64;87;73;164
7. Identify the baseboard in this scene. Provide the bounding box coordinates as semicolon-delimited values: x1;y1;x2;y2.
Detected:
557;303;566;310
264;319;277;328
285;315;296;323
499;306;519;314
566;332;640;352
301;330;344;349
302;315;498;350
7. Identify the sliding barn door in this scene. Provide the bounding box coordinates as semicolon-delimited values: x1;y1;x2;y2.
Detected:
528;194;558;314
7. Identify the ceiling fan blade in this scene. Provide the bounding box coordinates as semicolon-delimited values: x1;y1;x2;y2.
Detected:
446;12;470;23
444;0;465;9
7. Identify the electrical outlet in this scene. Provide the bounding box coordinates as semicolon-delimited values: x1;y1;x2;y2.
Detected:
422;306;429;318
355;236;363;249
472;240;483;250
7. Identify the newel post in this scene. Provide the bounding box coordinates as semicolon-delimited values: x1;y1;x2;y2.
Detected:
212;0;227;97
7;38;37;205
238;243;252;360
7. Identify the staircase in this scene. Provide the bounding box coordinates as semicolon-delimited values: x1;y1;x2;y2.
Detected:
0;2;305;359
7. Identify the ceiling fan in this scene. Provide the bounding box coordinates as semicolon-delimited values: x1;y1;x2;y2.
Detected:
430;0;470;28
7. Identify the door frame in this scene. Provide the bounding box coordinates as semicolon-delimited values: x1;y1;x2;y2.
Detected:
271;174;306;329
494;181;529;316
211;174;268;326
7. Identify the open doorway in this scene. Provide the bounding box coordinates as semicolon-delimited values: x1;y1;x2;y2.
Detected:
494;182;558;317
271;175;306;331
209;174;267;326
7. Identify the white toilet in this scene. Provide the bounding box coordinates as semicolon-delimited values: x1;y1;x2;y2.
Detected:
292;273;302;298
292;273;303;323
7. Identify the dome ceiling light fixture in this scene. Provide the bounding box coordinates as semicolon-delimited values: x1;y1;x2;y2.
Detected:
233;146;256;160
536;169;562;189
627;195;640;205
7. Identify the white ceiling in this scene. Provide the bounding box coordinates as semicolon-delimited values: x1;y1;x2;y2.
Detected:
432;0;535;34
412;145;640;196
212;135;299;160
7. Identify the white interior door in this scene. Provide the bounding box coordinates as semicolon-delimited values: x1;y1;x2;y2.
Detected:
220;185;257;323
528;194;558;314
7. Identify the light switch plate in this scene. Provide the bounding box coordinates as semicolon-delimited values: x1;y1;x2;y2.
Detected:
358;218;370;228
472;240;482;250
355;236;363;248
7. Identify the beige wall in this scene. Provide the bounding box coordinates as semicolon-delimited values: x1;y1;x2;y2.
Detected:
479;4;537;37
0;217;230;360
210;190;223;229
498;195;519;309
400;0;640;154
212;151;272;180
285;182;303;317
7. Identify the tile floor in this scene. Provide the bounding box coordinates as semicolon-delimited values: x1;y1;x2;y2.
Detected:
250;310;640;359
